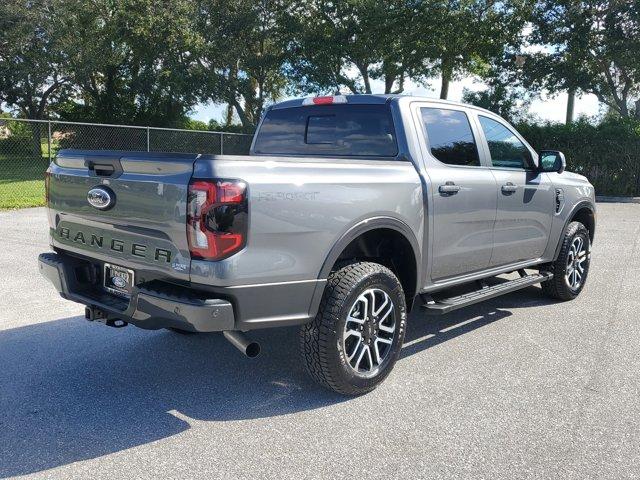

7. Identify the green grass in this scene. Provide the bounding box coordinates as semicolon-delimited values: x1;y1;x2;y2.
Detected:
0;154;49;209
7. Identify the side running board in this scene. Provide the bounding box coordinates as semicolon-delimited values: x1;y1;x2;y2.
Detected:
420;271;553;315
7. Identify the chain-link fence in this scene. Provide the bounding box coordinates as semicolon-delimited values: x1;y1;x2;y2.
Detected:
0;118;254;209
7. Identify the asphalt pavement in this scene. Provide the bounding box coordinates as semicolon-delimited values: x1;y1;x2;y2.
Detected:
0;204;639;479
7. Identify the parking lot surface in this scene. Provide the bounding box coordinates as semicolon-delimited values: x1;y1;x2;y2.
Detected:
1;204;639;479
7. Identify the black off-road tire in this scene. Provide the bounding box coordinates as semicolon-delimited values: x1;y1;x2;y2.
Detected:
299;262;407;396
541;221;591;301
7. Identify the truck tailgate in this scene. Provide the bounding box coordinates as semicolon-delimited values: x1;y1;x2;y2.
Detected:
47;150;197;281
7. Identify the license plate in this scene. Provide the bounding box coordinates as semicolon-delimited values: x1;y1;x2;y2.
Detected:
103;263;135;297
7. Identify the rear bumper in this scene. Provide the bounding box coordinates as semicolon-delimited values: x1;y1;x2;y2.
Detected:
38;252;235;332
39;251;326;332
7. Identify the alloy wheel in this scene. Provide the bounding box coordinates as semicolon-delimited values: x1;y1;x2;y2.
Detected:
565;236;588;290
343;288;396;377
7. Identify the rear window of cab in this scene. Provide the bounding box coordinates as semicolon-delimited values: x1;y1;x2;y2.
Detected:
253;104;398;157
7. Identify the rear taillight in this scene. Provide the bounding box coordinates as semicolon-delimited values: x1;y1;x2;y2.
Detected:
187;179;248;261
44;170;51;206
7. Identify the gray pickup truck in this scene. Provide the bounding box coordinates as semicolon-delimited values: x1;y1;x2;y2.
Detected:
39;94;596;395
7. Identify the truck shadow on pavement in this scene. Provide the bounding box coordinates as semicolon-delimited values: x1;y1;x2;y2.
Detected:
401;285;552;359
0;286;553;477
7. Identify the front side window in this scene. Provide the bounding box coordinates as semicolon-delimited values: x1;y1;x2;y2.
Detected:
478;116;533;169
420;108;480;167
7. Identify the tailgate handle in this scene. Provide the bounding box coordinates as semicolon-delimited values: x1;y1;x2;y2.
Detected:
92;163;114;176
86;157;123;178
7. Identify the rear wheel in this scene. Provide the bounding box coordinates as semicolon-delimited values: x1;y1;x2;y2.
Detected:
299;262;407;396
541;221;591;300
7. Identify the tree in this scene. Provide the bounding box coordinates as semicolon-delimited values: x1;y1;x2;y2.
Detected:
526;0;599;123
411;0;532;99
462;68;533;123
527;0;640;121
60;0;202;126
587;0;640;119
194;0;291;129
284;0;418;95
0;0;71;152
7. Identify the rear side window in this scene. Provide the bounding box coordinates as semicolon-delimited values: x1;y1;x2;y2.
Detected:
253;104;398;157
421;108;480;167
478;115;533;169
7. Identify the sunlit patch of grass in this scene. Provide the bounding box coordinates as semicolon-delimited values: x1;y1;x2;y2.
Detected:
0;154;49;209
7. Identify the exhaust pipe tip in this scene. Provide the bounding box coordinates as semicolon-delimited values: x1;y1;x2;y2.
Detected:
223;330;261;358
245;341;261;358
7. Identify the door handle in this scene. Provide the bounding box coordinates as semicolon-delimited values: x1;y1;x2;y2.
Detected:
439;182;461;195
501;182;518;194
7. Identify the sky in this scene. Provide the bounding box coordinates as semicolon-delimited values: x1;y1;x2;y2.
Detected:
192;75;602;125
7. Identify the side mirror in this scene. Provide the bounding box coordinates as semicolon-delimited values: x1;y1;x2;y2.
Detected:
539;150;566;174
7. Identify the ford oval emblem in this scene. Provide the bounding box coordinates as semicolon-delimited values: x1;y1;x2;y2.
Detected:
111;276;128;288
87;186;115;210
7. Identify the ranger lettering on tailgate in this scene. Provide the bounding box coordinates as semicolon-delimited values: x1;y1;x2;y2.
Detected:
56;225;172;263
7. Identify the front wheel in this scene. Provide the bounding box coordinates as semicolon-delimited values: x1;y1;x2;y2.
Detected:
299;262;407;396
541;221;591;301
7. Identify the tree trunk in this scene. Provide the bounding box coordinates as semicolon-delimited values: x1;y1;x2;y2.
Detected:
384;74;395;94
615;93;629;118
225;104;234;126
230;98;251;128
440;60;452;100
226;63;240;126
363;74;372;94
440;75;450;100
566;88;575;124
355;63;372;94
255;78;265;123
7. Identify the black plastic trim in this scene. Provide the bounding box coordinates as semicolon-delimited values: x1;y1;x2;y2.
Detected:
85;156;124;179
421;272;553;315
317;216;421;294
553;200;596;260
38;252;235;332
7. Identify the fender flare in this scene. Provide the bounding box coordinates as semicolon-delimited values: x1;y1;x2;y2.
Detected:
553;200;596;260
317;216;422;290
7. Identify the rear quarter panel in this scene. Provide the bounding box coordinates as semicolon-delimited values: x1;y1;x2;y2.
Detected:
190;155;423;287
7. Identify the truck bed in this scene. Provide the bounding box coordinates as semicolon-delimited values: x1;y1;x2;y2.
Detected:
46;149;423;330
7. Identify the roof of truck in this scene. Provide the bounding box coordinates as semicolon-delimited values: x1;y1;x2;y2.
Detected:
269;94;479;111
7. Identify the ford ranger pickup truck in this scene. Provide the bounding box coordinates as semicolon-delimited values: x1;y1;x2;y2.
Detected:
39;95;596;395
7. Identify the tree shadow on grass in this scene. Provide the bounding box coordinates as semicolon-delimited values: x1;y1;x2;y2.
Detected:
0;285;553;477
